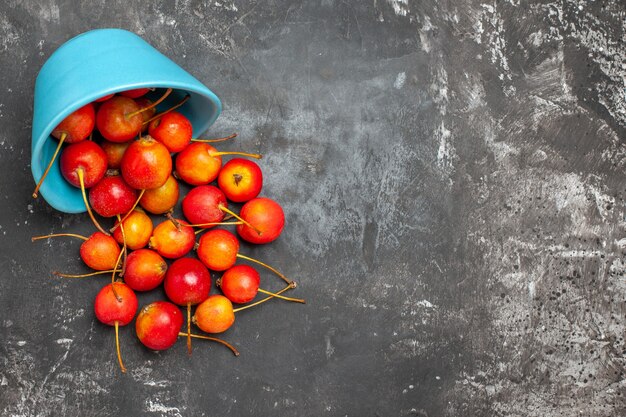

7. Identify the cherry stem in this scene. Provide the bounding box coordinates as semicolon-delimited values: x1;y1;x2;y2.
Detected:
187;303;192;355
77;168;110;236
236;253;294;286
116;214;128;277
53;270;115;278
258;288;306;304
33;132;66;198
191;133;237;143
178;332;239;357
233;283;296;313
188;220;242;230
110;189;146;232
142;94;191;126
218;205;262;235
111;253;124;302
211;151;262;160
126;88;172;119
115;321;126;373
32;233;88;242
166;212;182;231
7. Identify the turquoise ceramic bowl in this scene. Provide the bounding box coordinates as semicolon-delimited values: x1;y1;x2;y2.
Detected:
31;28;222;213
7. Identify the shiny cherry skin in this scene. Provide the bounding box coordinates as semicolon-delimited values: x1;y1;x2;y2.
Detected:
164;258;212;306
120;88;150;99
96;96;143;142
193;295;235;334
52;103;95;143
136;301;184;351
59;141;107;188
237;197;285;244
123;249;167;292
149;218;195;259
181;185;227;227
112;209;153;250
89;175;137;218
80;232;121;271
217;158;263;203
197;229;239;271
139;175;179;214
148;111;192;153
94;282;138;326
175;143;222;185
121;136;172;190
219;265;260;304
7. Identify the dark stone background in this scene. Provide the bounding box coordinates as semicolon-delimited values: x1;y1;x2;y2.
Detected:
0;1;624;416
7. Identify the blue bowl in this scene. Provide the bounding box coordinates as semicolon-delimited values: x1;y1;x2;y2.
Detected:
31;28;222;213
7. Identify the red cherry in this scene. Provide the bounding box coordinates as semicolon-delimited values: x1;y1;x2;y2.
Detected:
89;175;137;218
59;141;107;188
217;158;263;202
94;282;138;373
123;249;167;291
32;104;96;198
237;197;285;244
182;185;227;227
94;282;138;326
112;209;153;250
220;265;260;304
121;136;172;190
136;301;183;351
164;258;212;306
52;104;95;144
148;111;192;153
96;96;143;142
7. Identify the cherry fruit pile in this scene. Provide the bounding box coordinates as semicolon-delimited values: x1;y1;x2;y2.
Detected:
32;88;304;372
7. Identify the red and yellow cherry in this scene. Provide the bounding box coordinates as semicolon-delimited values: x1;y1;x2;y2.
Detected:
112;209;153;250
139;175;179;214
89;174;137;218
94;282;138;372
32;231;121;271
58;140;109;234
101;140;131;169
120;88;150;99
121;136;172;190
148;111;192;153
219;264;305;305
96;89;171;142
164;258;212;354
136;301;183;351
197;229;238;271
175;142;262;186
193;295;235;334
237;197;285;244
149;218;195;259
219;265;260;303
96;96;144;142
33;103;96;198
197;229;292;285
217;158;263;202
123;249;167;291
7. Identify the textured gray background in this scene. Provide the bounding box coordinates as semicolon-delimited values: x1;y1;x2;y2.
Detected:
1;0;625;416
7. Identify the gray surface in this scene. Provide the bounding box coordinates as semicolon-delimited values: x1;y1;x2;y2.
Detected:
1;1;625;416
